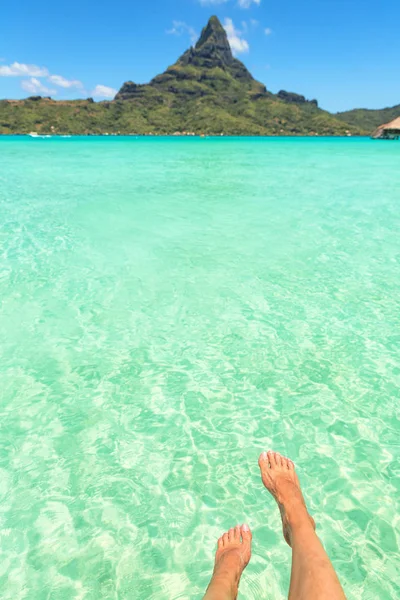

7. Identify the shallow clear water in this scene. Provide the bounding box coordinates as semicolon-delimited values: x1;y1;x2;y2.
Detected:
0;137;399;599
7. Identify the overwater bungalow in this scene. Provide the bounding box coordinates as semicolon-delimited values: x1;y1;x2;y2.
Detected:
372;116;400;139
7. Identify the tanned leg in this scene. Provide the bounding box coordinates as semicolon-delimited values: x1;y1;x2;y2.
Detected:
258;451;346;600
203;524;252;600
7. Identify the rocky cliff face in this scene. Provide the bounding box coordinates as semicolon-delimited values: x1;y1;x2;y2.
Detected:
176;16;258;87
116;81;145;101
181;15;235;69
277;90;318;107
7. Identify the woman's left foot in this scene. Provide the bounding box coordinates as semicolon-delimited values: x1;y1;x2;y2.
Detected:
208;525;252;598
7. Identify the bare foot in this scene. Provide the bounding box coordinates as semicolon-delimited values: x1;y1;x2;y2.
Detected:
258;451;315;547
204;525;252;600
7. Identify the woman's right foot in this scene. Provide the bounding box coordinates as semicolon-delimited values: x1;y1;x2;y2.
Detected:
258;451;315;546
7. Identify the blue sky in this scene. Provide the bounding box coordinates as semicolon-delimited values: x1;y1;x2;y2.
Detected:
1;0;399;112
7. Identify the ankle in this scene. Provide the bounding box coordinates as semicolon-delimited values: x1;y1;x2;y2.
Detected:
283;501;311;529
209;572;239;598
213;559;242;584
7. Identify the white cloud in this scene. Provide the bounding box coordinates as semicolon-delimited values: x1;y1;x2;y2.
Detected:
264;27;272;35
21;77;56;96
237;0;261;8
91;84;117;99
48;74;83;89
250;19;259;27
0;62;49;77
167;21;198;45
223;18;249;55
2;59;92;97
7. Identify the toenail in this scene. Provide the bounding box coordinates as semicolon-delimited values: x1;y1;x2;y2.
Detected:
261;451;268;459
242;524;250;532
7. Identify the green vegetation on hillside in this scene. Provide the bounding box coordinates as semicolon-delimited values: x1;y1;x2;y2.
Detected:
0;16;367;136
0;95;365;136
336;105;400;132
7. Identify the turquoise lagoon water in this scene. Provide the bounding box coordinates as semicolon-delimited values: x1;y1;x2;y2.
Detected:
0;136;399;599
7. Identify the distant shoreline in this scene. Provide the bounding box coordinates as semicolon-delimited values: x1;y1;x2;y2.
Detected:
0;133;363;138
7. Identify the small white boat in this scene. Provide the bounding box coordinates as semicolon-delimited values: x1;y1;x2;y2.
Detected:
28;132;52;138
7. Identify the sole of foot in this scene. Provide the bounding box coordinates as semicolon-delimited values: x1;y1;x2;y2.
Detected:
258;450;315;546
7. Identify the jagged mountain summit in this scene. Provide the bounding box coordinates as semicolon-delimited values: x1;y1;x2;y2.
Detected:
183;15;241;69
116;15;265;101
156;15;262;89
0;16;365;135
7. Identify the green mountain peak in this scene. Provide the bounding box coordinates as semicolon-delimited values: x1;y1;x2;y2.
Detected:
194;16;232;64
174;16;236;72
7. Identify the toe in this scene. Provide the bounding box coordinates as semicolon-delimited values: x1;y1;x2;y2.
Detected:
222;532;229;546
241;524;252;543
258;451;269;468
217;536;224;549
228;527;235;542
274;452;282;467
268;450;276;467
281;454;290;469
234;525;241;541
288;459;295;471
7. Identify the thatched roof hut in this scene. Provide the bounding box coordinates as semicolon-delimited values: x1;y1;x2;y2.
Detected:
373;116;400;139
